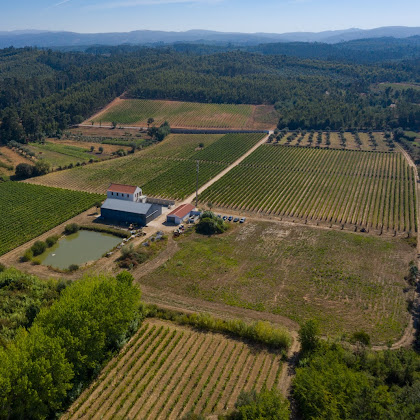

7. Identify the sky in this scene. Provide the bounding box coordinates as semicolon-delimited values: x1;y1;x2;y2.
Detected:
1;0;419;34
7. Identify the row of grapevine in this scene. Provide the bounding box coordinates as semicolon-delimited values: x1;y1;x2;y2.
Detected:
28;133;265;200
199;145;417;233
0;182;103;256
65;320;283;420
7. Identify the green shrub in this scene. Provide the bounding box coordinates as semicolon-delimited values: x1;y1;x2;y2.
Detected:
68;264;79;272
21;249;33;262
64;223;79;235
142;306;291;351
0;263;5;273
32;259;41;266
196;211;227;235
228;389;290;420
31;240;47;256
46;235;60;247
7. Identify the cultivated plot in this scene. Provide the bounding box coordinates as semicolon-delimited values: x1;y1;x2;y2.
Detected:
275;131;391;152
88;98;278;129
0;182;102;256
63;320;283;420
200;145;417;234
26;133;265;200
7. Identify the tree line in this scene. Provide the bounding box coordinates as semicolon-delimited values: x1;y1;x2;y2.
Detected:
0;46;419;147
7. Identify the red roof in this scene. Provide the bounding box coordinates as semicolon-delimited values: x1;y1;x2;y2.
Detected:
108;184;138;194
168;204;195;218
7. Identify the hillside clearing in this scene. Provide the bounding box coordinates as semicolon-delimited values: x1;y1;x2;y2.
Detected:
87;98;279;129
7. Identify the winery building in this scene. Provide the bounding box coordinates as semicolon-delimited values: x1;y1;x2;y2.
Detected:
101;184;162;226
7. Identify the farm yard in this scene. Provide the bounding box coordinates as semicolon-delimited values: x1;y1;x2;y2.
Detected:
0;182;102;257
88;98;279;129
142;222;415;344
26;133;265;199
63;319;284;420
199;145;417;234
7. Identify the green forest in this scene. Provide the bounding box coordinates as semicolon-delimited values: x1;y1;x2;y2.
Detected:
0;44;419;144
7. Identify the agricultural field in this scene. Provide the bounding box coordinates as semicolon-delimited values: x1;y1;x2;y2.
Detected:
0;146;34;178
26;133;265;199
88;98;278;129
0;182;102;257
26;142;107;169
275;131;391;152
199;145;417;234
63;319;283;420
143;222;415;344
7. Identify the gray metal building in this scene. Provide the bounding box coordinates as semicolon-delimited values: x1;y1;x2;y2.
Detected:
101;198;162;226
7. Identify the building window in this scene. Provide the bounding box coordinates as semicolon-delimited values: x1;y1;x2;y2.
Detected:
111;192;114;195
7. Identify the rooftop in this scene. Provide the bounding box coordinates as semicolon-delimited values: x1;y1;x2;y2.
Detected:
101;198;153;215
108;183;138;194
168;203;195;218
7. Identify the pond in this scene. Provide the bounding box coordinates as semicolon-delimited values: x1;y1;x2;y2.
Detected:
38;230;122;269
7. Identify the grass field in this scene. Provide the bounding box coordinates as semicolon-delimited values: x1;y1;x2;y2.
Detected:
88;98;278;129
63;319;283;420
26;133;265;199
143;222;414;344
0;182;102;256
27;142;100;169
199;145;417;234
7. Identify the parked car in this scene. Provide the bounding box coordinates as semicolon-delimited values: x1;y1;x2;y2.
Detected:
217;214;222;218
222;215;227;221
233;217;239;222
239;217;246;223
228;216;233;221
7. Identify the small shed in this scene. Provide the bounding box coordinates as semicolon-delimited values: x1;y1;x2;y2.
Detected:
101;198;162;226
166;204;196;225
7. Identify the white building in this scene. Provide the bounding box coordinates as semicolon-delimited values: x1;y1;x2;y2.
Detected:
107;184;147;203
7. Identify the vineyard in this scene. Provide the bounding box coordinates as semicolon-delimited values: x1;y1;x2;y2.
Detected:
199;145;417;234
88;98;278;129
27;133;265;200
0;182;102;256
63;319;283;420
273;131;392;152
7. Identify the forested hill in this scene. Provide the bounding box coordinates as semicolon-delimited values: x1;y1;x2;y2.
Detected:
0;46;419;144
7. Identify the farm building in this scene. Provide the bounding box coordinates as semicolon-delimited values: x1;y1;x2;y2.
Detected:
107;183;147;202
101;184;161;226
166;203;195;225
101;199;162;226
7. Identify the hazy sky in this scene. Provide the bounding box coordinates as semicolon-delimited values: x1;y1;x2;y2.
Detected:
2;0;419;33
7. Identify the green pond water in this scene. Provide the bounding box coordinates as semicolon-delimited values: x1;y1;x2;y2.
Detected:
38;230;122;269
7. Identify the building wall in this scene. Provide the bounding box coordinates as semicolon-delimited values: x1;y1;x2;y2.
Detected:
106;187;143;202
101;204;162;227
101;208;146;226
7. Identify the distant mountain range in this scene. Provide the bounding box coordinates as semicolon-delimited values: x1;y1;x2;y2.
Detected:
1;26;420;48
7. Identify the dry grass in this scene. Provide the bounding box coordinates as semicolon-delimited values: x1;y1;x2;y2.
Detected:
142;222;415;344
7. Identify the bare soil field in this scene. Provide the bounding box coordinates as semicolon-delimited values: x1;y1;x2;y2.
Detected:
62;319;284;420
